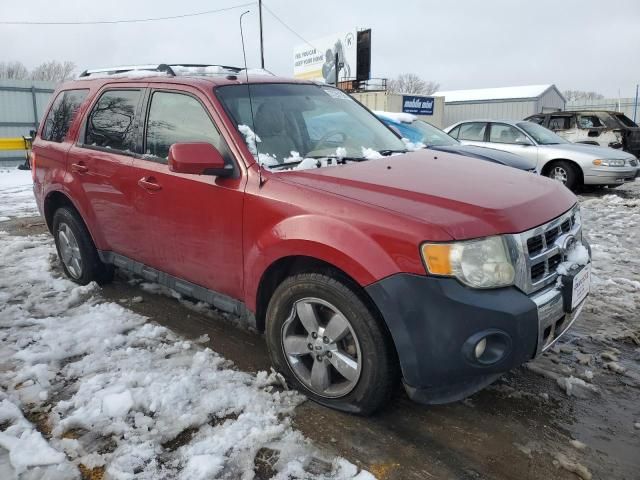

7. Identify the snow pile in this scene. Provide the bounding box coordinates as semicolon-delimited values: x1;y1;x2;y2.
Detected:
0;231;371;479
361;147;383;160
0;168;38;221
0;394;75;478
402;137;426;151
237;124;278;167
576;190;640;341
373;111;417;124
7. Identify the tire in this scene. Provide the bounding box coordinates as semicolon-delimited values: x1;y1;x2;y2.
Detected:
52;207;113;286
265;273;397;415
545;160;579;191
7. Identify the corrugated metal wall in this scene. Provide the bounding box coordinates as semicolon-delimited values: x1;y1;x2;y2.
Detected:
443;100;538;127
441;88;567;127
537;88;565;113
0;79;56;162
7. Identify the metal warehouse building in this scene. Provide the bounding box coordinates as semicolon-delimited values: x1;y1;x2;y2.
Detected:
435;84;566;128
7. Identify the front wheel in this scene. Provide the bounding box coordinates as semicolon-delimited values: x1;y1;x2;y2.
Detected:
265;273;397;415
545;160;579;191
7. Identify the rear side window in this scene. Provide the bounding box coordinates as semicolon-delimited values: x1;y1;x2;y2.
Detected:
614;113;637;128
578;115;604;129
144;91;228;162
42;89;89;142
458;122;487;141
86;90;142;152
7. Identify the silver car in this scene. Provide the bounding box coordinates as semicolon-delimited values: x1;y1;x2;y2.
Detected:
444;120;639;190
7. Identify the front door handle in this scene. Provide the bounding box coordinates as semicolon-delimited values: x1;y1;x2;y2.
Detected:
138;176;162;192
71;162;88;174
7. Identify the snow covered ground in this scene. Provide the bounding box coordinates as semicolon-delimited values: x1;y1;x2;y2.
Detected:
0;168;38;221
0;170;371;480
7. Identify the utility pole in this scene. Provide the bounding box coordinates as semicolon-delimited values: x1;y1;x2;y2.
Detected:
634;84;639;124
258;0;265;68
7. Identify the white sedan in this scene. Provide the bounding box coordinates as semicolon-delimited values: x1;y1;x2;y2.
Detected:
444;120;639;191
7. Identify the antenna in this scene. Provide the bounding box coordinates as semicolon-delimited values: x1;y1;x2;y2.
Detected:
239;10;264;187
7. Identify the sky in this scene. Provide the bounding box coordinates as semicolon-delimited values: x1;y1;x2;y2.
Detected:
1;0;639;97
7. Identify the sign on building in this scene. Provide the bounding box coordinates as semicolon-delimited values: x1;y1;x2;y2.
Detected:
293;30;370;84
402;95;435;115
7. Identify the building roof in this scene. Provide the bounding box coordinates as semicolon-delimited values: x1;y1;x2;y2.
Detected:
434;84;564;103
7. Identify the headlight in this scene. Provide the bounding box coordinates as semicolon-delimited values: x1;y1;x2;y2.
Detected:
421;236;515;288
592;158;625;167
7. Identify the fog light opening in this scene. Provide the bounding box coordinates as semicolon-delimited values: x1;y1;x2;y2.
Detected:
463;330;511;366
474;338;487;359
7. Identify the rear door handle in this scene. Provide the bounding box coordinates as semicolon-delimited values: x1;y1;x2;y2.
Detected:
138;176;162;192
71;162;88;174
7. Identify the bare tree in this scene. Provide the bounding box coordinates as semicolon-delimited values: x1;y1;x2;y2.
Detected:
30;61;76;82
0;61;30;80
563;90;605;102
388;73;440;95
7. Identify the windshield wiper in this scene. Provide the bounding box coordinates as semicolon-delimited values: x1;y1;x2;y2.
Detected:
268;155;367;170
378;149;408;156
306;155;368;163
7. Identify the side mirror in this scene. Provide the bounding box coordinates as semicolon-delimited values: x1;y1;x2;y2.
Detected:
168;142;233;177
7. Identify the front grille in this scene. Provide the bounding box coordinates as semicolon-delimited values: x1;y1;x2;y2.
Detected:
513;206;582;294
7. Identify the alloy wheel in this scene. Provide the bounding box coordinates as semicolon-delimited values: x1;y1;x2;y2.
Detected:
58;222;83;279
551;166;568;184
281;297;362;398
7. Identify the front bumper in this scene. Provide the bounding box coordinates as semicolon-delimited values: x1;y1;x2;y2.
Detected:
366;265;588;405
583;166;637;185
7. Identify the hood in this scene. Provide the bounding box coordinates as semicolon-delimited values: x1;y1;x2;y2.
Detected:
278;150;576;240
546;143;636;160
430;144;535;170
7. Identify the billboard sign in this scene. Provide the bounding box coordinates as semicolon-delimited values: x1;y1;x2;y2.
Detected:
402;95;435;115
293;31;357;83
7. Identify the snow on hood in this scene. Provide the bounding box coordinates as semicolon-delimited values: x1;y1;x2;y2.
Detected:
278;149;577;239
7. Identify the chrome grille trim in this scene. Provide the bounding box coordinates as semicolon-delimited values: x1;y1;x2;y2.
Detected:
509;205;581;295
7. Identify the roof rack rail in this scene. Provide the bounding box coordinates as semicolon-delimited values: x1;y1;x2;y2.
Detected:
78;64;273;78
79;64;176;77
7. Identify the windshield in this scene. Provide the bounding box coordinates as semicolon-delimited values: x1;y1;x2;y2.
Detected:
517;121;568;145
216;83;407;168
410;120;459;146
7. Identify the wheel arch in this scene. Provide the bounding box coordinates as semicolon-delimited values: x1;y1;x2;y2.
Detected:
43;190;101;248
254;254;401;374
541;158;584;185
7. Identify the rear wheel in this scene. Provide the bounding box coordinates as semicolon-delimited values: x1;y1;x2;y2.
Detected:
546;160;579;191
52;207;113;285
265;273;397;415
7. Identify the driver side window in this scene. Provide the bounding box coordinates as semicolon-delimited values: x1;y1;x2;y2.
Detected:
489;123;528;144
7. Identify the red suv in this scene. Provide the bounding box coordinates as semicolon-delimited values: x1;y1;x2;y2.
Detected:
32;64;591;414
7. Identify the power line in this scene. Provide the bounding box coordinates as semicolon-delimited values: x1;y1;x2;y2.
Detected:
261;2;317;51
0;3;255;25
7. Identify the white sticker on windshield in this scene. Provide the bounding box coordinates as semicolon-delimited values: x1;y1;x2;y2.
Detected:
323;88;350;100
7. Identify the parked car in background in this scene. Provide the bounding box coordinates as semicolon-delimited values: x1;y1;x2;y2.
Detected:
33;65;591;414
526;111;640;158
445;120;639;190
376;111;535;171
